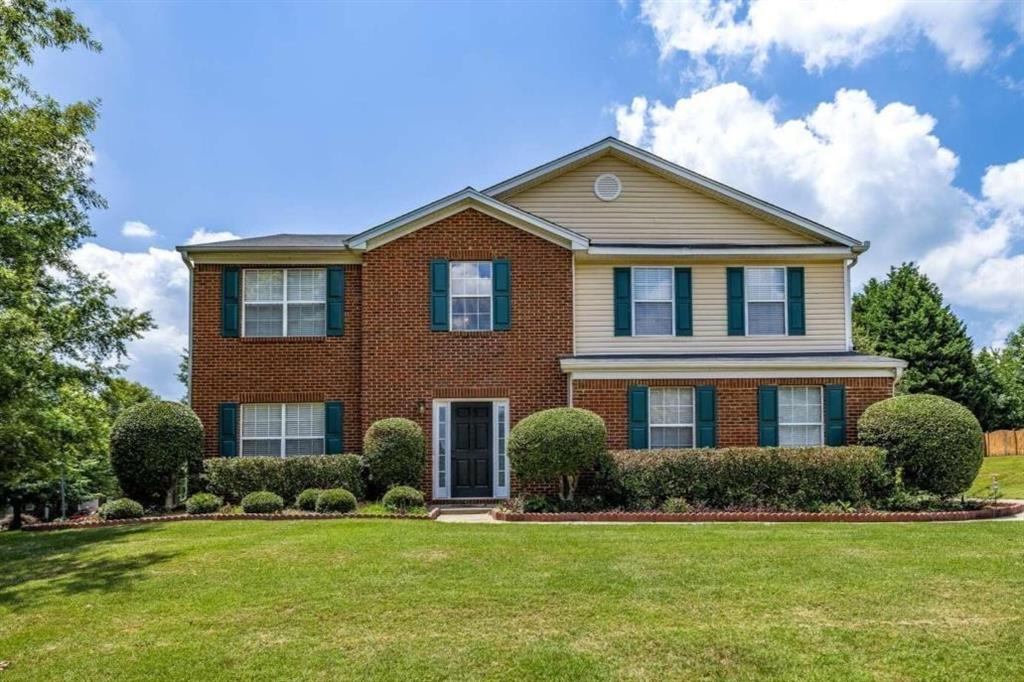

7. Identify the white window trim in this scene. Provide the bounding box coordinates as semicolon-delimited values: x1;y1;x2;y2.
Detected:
449;261;493;333
241;268;327;338
648;386;695;450
744;266;788;337
239;403;325;458
431;398;510;500
778;386;824;447
631;266;675;337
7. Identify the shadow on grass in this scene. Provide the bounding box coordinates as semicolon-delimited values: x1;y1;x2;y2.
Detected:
0;525;177;612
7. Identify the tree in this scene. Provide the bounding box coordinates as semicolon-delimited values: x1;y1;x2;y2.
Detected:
100;377;158;420
0;1;153;528
177;346;190;403
975;323;1024;430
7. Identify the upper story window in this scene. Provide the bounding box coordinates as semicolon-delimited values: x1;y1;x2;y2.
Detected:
649;387;694;448
243;268;326;337
633;267;674;336
241;402;325;457
745;267;786;336
778;386;822;446
450;261;492;331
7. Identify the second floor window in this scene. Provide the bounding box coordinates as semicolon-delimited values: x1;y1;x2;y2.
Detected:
243;269;326;337
746;267;786;335
633;267;674;335
451;261;492;331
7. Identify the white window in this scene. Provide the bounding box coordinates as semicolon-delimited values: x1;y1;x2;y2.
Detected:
746;267;786;335
649;387;694;448
450;261;492;331
633;267;674;336
778;386;823;446
437;404;448;491
241;403;325;457
496;403;508;489
243;269;326;337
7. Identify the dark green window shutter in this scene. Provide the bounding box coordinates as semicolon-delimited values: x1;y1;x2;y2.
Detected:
757;385;778;446
218;403;238;457
221;267;240;338
325;401;344;454
326;267;345;336
787;267;805;336
824;385;847;446
614;267;632;336
627;385;649;449
695;385;716;448
492;259;511;331
430;259;449;331
726;267;745;336
674;267;693;336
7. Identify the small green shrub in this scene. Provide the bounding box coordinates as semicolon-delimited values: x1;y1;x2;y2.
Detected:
660;497;692;513
364;418;425;492
381;485;425;512
240;491;284;514
205;454;364;503
98;498;144;520
508;407;607;500
315;488;357;514
858;394;984;497
185;492;223;515
296;488;323;512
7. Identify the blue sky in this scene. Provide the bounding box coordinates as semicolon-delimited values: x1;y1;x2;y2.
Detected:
30;1;1024;397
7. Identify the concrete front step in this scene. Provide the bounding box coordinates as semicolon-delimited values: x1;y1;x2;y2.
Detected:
430;505;496;515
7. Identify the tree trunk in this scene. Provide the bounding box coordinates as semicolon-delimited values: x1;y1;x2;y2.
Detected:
559;475;578;502
9;497;23;531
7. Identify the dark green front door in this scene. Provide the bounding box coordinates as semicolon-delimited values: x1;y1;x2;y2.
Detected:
451;402;492;498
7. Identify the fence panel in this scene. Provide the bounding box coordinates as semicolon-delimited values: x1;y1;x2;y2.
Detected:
985;430;1024;456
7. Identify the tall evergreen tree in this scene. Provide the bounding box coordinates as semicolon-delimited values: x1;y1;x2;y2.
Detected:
976;323;1024;430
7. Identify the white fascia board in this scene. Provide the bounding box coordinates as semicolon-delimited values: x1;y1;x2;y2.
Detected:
560;355;907;379
584;245;855;259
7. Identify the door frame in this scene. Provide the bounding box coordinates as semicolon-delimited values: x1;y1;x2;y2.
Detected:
432;398;509;500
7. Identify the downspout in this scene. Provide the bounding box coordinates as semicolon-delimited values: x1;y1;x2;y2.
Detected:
843;257;854;351
179;250;194;407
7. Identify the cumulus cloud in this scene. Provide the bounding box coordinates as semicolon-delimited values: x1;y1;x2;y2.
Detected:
121;220;156;238
187;228;241;245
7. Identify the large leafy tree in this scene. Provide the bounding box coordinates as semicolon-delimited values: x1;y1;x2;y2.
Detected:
1;1;153;528
976;323;1024;430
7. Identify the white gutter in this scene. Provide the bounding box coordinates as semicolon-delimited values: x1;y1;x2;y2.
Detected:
585;245;856;258
179;251;194;406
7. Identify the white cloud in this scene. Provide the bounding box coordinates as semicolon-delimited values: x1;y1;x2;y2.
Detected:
121;220;156;238
187;228;241;245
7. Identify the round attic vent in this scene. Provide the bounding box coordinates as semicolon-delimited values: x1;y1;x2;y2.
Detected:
594;173;622;201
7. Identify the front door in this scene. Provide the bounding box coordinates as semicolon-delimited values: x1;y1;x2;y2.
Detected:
451;402;493;498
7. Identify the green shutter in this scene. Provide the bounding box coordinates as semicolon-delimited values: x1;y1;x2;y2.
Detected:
326;267;345;336
824;385;847;446
614;268;632;336
726;267;745;336
430;259;449;331
627;385;649;449
218;403;238;457
757;385;778;446
492;259;511;331
221;267;240;338
787;267;805;336
696;385;716;448
325;401;343;454
674;267;693;336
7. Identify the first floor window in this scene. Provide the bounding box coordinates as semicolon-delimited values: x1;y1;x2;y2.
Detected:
450;261;492;331
649;387;694;448
746;267;786;335
778;386;822;446
633;267;673;336
241;403;325;456
243;268;326;337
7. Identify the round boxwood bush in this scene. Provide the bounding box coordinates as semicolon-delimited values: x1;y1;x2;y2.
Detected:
858;394;984;498
240;491;284;514
364;418;424;491
110;401;203;508
382;485;425;512
316;488;357;514
296;488;323;512
508;407;607;501
98;498;144;520
185;492;223;515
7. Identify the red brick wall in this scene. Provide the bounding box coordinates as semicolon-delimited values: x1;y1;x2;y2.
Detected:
572;376;895;449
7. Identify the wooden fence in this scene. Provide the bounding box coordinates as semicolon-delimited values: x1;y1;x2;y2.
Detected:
985;430;1024;456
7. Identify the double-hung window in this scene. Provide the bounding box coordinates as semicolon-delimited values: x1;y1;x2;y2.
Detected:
450;261;492;331
243;269;326;337
745;267;786;335
649;387;695;448
778;386;823;446
633;267;674;336
241;403;325;457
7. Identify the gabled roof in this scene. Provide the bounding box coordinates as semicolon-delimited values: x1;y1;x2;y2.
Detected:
484;137;865;252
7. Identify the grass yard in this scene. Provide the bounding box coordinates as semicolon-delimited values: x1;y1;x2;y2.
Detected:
971;455;1024;499
2;520;1023;681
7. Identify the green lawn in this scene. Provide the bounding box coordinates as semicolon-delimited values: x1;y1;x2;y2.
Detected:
2;520;1023;680
971;455;1024;499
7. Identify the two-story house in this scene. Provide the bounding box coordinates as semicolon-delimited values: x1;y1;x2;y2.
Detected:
178;138;905;502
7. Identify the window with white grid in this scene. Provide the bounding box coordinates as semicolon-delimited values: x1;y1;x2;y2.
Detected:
746;267;786;335
778;386;823;447
633;267;673;336
450;261;492;331
241;403;324;457
243;269;326;337
649;387;694;448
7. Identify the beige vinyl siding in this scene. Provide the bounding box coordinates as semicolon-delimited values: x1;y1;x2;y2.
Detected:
575;260;848;354
506;156;820;245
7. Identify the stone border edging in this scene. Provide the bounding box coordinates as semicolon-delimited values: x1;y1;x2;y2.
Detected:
491;502;1024;523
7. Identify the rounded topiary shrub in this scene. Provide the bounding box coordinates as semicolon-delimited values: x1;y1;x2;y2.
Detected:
508;407;607;501
858;394;984;498
240;491;284;514
296;488;323;512
98;498;144;520
364;418;425;492
315;488;357;514
382;485;425;512
185;492;223;515
110;401;203;508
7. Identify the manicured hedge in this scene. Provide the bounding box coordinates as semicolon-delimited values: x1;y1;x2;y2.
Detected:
205;455;364;503
241;491;284;514
296;488;323;512
382;485;425;512
98;498;144;520
364;418;424;492
508;408;606;500
315;488;357;514
185;492;223;515
610;446;893;511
